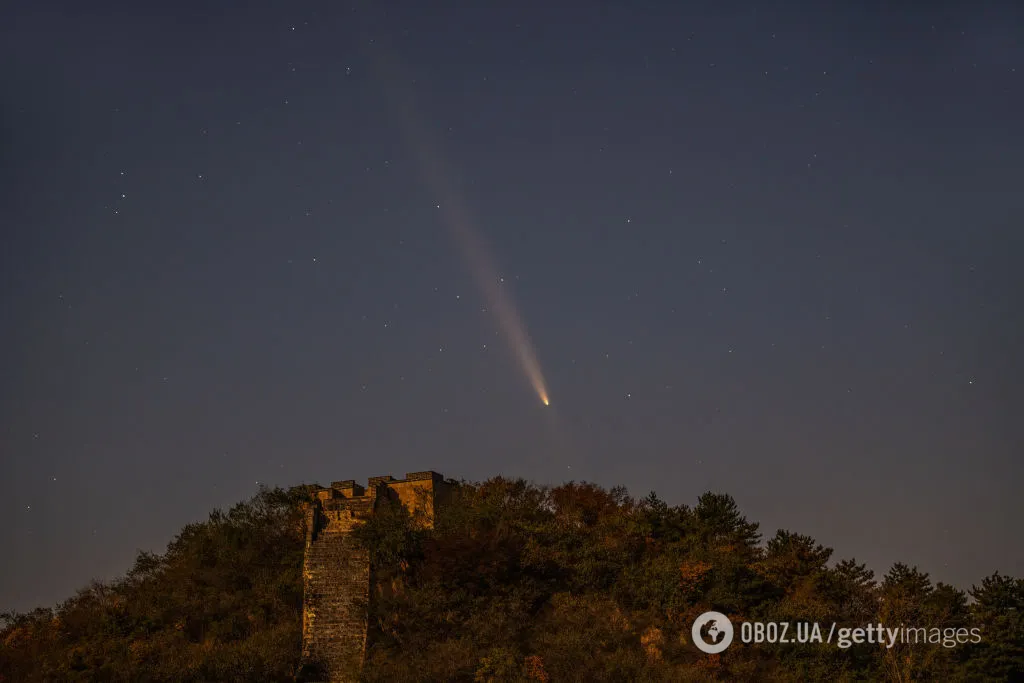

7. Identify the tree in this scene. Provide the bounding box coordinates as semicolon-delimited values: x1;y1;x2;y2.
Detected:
0;486;308;683
878;563;970;682
960;572;1024;680
692;492;762;553
5;477;1023;681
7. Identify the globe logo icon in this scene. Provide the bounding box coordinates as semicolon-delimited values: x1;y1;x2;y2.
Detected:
692;611;734;654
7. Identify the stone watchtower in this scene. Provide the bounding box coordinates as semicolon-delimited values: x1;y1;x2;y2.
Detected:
299;472;451;682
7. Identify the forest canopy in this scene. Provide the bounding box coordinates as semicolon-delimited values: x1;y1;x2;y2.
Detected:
2;478;1022;682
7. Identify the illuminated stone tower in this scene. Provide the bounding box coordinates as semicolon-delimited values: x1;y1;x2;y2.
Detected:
299;472;451;683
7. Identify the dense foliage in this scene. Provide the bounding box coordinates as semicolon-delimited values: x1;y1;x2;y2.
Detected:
1;486;310;683
3;478;1022;681
354;479;1024;682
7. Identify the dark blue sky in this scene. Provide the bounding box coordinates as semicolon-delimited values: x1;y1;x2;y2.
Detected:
2;0;1022;612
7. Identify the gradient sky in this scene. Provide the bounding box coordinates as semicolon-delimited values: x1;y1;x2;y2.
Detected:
2;0;1022;614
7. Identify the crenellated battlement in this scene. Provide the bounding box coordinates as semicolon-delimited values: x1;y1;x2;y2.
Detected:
299;471;452;682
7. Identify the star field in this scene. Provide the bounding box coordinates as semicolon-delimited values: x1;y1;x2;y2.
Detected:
1;0;1022;612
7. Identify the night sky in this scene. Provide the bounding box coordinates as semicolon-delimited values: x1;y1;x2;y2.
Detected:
2;1;1022;614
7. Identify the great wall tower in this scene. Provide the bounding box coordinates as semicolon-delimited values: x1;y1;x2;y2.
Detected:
299;472;452;683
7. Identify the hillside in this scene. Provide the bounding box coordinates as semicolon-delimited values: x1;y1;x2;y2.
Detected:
2;478;1022;682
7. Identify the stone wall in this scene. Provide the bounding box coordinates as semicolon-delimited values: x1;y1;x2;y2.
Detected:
299;471;451;682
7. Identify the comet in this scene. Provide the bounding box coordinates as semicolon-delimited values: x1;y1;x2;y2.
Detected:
365;39;552;408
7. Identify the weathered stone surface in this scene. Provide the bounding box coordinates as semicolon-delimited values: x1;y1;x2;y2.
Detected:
299;472;451;683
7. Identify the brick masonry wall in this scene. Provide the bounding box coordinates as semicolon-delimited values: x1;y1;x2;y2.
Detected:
301;505;370;683
300;473;449;682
